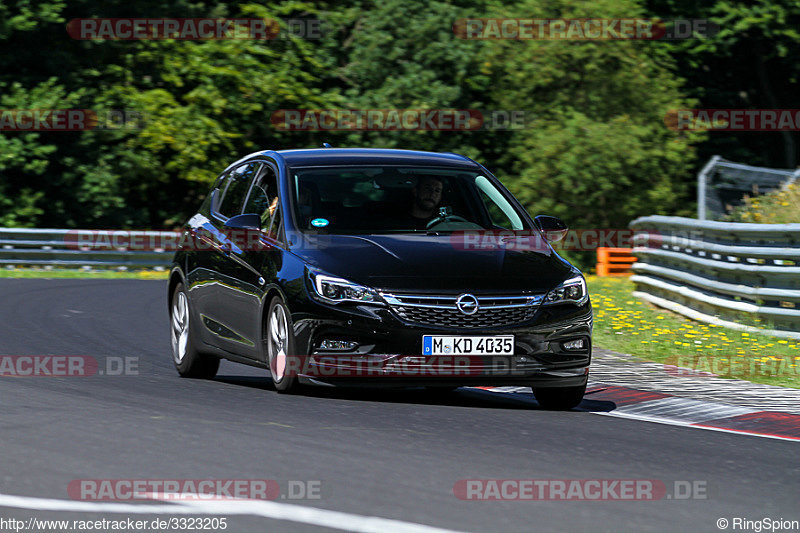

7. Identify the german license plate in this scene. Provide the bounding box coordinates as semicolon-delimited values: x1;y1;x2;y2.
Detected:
422;335;514;356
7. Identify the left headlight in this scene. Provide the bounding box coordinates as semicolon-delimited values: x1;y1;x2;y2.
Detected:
543;276;588;306
308;270;382;305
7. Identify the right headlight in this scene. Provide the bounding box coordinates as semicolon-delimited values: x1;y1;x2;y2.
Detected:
543;276;588;306
307;269;383;305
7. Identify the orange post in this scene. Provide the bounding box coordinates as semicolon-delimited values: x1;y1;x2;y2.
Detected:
596;247;636;276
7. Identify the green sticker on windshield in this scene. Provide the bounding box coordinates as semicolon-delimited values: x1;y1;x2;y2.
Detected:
311;218;329;227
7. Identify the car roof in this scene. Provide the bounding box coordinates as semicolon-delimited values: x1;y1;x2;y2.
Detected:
273;148;480;169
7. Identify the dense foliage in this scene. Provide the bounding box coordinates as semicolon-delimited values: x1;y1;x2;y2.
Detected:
0;0;796;231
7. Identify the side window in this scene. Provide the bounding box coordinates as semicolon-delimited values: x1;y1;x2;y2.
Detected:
475;176;524;230
201;172;227;214
479;189;513;229
268;198;283;242
218;162;260;218
245;164;282;241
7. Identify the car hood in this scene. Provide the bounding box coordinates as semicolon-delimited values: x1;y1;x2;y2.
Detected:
290;233;575;293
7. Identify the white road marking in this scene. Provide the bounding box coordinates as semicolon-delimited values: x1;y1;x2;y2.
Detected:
468;387;800;442
607;397;756;424
594;411;800;442
0;493;465;533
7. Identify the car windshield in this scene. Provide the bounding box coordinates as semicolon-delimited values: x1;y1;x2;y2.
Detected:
290;166;528;234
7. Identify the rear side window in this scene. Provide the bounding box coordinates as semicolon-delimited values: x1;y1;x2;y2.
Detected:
218;162;261;218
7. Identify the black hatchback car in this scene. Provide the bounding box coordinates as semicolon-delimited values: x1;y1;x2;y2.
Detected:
168;148;592;409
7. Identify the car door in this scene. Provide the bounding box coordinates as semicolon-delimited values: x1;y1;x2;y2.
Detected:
199;161;264;358
185;169;231;350
229;160;287;364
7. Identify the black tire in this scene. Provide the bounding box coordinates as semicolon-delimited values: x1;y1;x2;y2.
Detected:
170;282;219;379
265;295;299;393
532;384;586;410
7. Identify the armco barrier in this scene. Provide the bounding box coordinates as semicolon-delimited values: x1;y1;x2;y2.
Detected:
0;228;173;270
629;216;800;339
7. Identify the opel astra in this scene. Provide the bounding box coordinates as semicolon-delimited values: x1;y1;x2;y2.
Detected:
168;148;592;409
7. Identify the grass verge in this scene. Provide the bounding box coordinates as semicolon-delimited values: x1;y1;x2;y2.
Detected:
0;268;168;280
588;276;800;389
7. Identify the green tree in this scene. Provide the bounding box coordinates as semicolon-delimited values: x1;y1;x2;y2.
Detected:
486;0;703;231
646;0;800;168
0;0;715;239
0;0;341;227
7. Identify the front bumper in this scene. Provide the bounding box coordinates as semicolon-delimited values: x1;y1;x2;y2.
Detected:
296;357;589;388
289;296;593;388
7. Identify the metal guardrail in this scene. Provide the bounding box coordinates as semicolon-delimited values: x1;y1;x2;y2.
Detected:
629;216;800;339
7;223;800;339
0;228;173;270
697;155;800;220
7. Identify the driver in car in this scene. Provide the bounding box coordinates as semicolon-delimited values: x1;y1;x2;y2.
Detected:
406;176;444;229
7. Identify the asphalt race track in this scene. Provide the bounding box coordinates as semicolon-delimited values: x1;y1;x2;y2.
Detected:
0;279;797;532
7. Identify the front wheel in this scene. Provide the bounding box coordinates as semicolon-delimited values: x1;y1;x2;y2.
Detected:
532;384;586;410
170;282;219;379
265;296;298;393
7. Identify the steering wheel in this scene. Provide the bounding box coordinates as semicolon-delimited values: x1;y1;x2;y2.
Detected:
426;214;469;229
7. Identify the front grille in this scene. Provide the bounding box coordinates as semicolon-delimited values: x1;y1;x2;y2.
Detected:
381;293;543;329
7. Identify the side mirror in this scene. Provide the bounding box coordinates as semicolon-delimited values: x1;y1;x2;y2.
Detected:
534;215;568;242
224;213;262;230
